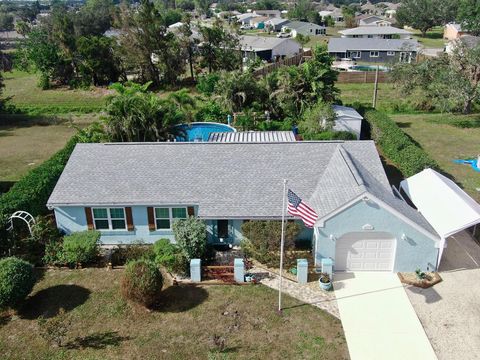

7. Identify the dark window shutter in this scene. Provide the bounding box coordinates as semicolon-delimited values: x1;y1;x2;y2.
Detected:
125;207;134;231
187;206;195;217
147;207;156;231
85;207;94;230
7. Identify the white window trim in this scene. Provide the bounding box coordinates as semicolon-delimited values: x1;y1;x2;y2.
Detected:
92;207;127;231
351;51;361;59
387;51;395;56
369;51;380;58
154;207;188;231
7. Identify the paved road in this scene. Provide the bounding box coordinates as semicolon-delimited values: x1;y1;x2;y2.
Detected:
334;272;437;360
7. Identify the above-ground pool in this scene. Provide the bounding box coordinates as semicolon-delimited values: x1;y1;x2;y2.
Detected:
350;65;390;72
175;122;236;142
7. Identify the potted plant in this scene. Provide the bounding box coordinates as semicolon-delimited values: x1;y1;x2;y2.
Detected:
415;268;428;281
318;272;332;291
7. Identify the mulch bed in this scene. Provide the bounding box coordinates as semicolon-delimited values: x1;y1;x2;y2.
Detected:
398;272;442;288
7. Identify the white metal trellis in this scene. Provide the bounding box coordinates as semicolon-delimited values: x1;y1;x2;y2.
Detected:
7;211;36;236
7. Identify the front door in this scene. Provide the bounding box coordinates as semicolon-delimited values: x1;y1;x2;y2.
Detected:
217;220;229;240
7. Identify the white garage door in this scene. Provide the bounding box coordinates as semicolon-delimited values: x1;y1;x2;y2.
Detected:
335;232;395;271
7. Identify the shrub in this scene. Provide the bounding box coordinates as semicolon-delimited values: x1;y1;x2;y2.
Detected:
241;221;301;268
173;217;207;261
121;260;163;307
196;73;220;95
363;109;438;177
0;257;36;309
110;240;154;266
305;130;356;141
62;231;100;266
152;239;187;274
42;240;66;266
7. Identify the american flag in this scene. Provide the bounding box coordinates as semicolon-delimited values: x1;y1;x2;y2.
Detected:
287;189;318;228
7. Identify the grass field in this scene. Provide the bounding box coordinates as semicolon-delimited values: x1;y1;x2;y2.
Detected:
3;71;107;114
0;268;348;360
411;27;446;49
0;114;97;181
391;113;480;202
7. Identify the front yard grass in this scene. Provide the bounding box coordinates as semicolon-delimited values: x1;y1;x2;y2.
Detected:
391;113;480;202
0;268;348;360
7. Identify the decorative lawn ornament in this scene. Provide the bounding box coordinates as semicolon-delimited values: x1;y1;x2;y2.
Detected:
6;211;36;236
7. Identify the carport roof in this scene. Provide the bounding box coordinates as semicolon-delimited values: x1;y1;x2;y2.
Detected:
400;168;480;238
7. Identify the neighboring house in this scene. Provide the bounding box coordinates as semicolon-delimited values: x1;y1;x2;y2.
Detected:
328;38;418;63
47;141;441;272
332;105;363;139
445;35;480;54
253;10;281;19
339;26;412;39
237;13;260;26
250;16;269;29
319;9;344;23
265;18;290;32
357;15;392;27
216;10;241;19
282;21;326;37
239;35;301;61
207;131;296;142
443;23;469;40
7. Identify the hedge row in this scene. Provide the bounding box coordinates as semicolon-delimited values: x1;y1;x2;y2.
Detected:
363;109;438;177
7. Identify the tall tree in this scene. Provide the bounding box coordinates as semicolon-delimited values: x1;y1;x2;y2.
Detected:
117;0;185;86
341;5;356;28
457;0;480;36
0;12;14;31
396;0;457;37
391;41;480;113
198;20;240;73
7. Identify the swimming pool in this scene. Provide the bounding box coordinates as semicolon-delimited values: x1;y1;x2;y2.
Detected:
175;122;236;142
350;65;390;72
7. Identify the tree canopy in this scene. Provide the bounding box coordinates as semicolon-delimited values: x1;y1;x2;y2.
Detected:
457;0;480;36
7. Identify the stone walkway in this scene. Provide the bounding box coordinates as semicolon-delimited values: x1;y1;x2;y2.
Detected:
250;266;339;318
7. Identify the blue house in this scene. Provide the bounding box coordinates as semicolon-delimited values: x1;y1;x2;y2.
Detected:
47;141;440;272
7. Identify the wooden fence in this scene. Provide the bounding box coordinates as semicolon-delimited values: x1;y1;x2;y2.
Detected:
252;49;312;77
337;71;391;83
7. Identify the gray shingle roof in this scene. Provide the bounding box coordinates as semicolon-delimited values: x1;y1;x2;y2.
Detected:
47;141;437;237
339;26;411;36
284;21;326;31
208;131;296;142
239;35;298;51
328;38;418;52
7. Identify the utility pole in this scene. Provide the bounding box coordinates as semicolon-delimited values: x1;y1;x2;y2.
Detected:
372;65;379;108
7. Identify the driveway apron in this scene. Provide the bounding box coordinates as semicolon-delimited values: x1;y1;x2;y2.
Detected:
334;272;437;360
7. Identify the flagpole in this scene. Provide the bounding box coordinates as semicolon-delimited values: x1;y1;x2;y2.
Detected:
278;179;287;312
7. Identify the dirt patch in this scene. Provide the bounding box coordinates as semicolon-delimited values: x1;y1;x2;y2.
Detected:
398;272;442;288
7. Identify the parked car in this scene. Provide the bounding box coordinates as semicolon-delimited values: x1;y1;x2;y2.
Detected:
277;32;291;38
240;25;254;30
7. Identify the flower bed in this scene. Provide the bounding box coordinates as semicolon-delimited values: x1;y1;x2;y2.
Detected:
398;272;442;288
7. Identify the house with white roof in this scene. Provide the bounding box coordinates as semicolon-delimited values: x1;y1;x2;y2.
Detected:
282;21;326;37
339;26;412;39
332;105;363;139
47;141;443;272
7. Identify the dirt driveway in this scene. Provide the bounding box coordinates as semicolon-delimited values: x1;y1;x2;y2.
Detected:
405;231;480;360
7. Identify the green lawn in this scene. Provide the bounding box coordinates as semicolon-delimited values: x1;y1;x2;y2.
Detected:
391;113;480;202
3;71;108;114
0;268;348;360
411;27;446;49
0;114;97;181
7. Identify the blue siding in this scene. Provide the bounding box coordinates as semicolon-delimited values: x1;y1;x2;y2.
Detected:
55;206;314;247
315;199;439;272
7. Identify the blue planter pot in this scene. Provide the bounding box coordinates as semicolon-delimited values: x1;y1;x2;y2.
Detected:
319;279;332;291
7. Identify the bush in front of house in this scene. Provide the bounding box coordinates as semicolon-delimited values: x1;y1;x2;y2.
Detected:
0;257;36;309
110;240;154;266
152;239;188;274
172;217;207;262
121;259;163;308
62;231;100;266
241;221;301;268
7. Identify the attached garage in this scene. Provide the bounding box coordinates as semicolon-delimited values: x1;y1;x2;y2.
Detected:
335;232;396;271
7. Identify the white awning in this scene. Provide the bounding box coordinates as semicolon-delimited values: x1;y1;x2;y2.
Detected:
400;168;480;239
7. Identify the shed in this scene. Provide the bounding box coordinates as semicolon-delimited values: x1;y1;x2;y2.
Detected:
332;105;363;139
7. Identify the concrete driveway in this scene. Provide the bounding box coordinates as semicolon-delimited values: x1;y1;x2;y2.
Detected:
334;272;437;360
405;231;480;360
